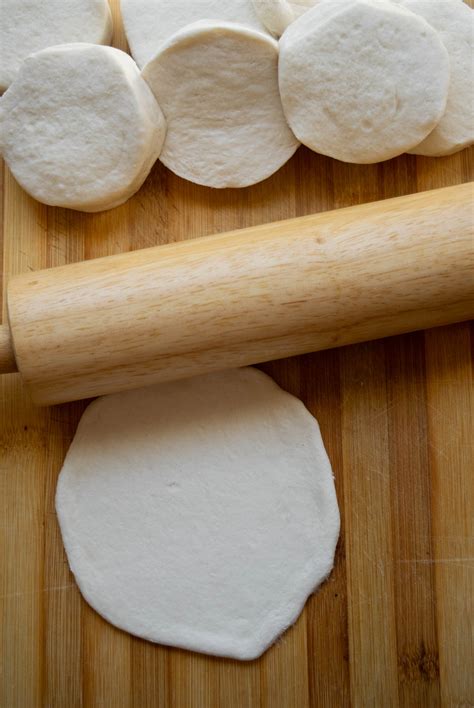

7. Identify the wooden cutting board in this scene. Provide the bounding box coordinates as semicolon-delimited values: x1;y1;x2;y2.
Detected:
1;3;473;707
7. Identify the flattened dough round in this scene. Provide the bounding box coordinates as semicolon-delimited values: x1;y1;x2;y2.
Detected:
279;0;450;163
0;44;166;212
0;0;112;93
400;0;474;156
120;0;268;68
142;21;299;188
251;0;295;35
56;368;340;661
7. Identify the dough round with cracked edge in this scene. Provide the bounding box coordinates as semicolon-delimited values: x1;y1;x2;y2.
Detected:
0;44;166;212
400;0;474;156
0;0;112;93
120;0;268;68
56;368;340;661
278;0;450;164
142;20;299;188
251;0;295;35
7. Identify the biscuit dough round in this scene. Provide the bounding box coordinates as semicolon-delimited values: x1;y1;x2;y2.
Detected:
0;0;112;93
120;0;268;68
400;0;474;156
251;0;295;35
278;0;450;163
56;368;340;661
142;21;299;188
0;44;166;212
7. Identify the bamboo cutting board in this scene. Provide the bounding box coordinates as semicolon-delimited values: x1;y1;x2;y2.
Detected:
1;3;473;707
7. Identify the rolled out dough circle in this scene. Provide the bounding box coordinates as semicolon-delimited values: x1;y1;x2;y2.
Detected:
142;20;299;188
56;368;340;660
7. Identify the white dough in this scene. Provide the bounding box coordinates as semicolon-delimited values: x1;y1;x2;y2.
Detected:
400;0;474;156
0;0;112;93
279;0;450;163
142;21;299;188
120;0;268;68
56;368;340;661
0;44;166;212
289;0;319;19
251;0;295;35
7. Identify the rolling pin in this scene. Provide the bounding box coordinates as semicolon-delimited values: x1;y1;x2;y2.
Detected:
0;183;473;406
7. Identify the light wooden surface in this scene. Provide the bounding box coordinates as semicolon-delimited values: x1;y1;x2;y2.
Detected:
1;3;473;706
5;184;474;405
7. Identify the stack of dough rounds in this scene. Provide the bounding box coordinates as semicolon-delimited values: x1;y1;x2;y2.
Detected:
56;368;340;660
400;0;474;156
278;0;451;163
251;0;295;36
120;0;268;68
0;44;166;212
1;0;472;209
142;21;299;188
0;0;112;93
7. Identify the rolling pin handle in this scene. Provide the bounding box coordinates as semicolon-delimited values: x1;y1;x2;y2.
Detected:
0;324;18;374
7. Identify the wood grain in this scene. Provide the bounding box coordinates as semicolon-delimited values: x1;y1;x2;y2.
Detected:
0;324;16;374
1;2;473;706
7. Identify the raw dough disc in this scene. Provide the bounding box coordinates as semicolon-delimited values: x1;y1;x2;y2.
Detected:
0;0;112;93
142;21;299;188
251;0;295;35
278;0;450;163
56;368;340;661
0;44;166;212
120;0;268;68
400;0;474;156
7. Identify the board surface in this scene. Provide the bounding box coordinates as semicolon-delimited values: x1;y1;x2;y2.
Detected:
1;3;473;706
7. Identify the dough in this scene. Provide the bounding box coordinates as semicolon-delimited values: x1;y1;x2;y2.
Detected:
400;0;474;156
0;44;166;212
120;0;268;68
251;0;295;35
278;0;450;163
56;368;340;661
289;0;319;19
142;21;299;188
0;0;112;93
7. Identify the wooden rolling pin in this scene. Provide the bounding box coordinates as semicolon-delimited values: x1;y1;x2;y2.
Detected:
1;183;473;406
